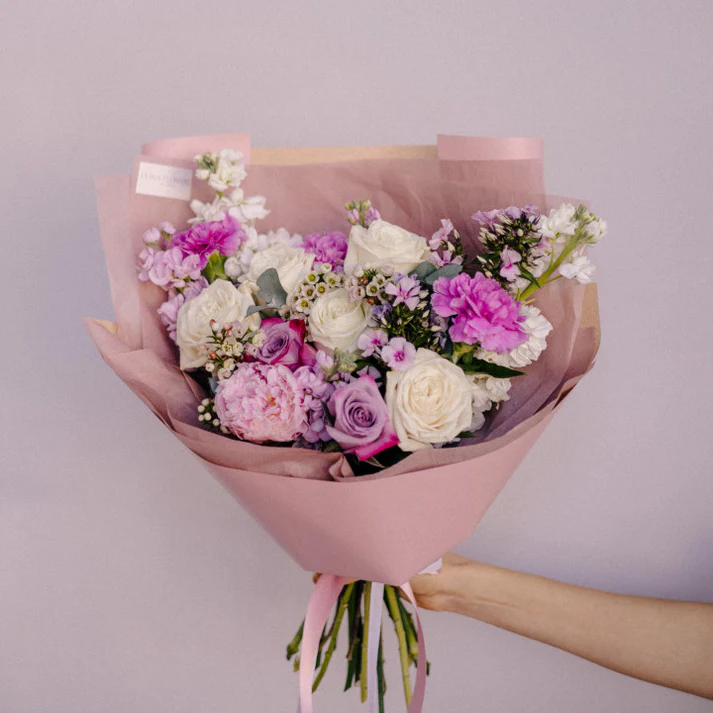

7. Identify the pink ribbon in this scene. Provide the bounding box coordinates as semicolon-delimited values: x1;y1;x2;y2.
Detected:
296;574;346;713
297;573;431;713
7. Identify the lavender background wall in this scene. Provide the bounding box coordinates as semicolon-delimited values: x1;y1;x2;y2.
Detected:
2;1;712;711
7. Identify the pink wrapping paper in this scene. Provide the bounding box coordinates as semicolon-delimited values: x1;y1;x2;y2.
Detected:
86;134;600;584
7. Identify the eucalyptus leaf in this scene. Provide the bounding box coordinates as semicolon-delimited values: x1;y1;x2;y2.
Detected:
424;262;463;286
256;267;288;308
246;304;275;316
410;261;437;281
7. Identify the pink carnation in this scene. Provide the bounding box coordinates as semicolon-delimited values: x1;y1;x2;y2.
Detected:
214;363;307;443
431;272;527;353
173;215;246;266
301;231;348;271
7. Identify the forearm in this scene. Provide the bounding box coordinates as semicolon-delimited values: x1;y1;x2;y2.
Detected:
441;559;713;699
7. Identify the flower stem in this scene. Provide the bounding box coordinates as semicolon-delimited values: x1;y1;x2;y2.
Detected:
397;594;419;662
312;582;354;692
520;230;584;301
385;585;412;707
286;620;304;660
377;631;386;713
360;582;372;703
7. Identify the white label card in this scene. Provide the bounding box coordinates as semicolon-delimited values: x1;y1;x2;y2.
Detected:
135;162;193;201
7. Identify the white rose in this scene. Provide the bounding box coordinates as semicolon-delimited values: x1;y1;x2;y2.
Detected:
385;349;474;451
476;305;553;368
176;279;258;370
242;244;314;297
344;219;430;275
308;288;372;354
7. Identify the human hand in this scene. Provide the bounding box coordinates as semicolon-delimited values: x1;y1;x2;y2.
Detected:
313;552;470;612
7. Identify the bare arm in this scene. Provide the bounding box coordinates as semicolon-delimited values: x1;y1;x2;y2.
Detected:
411;554;713;699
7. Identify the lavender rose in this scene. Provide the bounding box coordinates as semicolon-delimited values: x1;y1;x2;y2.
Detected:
253;318;317;370
326;376;399;460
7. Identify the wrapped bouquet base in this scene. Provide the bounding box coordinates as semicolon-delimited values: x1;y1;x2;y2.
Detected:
87;134;602;712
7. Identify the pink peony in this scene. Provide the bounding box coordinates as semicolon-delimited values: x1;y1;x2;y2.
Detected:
431;272;527;353
215;363;307;443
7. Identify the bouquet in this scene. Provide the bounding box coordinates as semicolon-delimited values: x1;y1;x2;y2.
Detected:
87;134;603;712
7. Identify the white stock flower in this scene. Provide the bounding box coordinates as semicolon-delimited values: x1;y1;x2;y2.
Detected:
559;251;595;283
224;256;243;279
477;305;553;368
344;220;431;275
308;288;372;353
189;197;229;224
583;217;607;243
538;203;578;240
176;279;258;370
242;244;314;297
469;375;511;432
482;376;512;403
385;349;474;451
228;193;269;223
207;149;247;192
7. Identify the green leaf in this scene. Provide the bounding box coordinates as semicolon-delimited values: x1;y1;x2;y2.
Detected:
202;251;228;282
424;262;463;286
256;267;288;308
458;358;525;379
410;261;437;281
518;265;541;289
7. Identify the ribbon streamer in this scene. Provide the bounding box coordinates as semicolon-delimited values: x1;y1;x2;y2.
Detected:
297;574;346;713
297;559;440;713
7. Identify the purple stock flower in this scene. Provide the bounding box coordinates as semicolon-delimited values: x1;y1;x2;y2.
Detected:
381;337;416;370
371;303;391;322
364;206;381;226
472;205;540;229
385;274;421;310
431;272;527;353
316;350;335;372
173;215;246;266
301;231;348;271
326;376;399;460
429;218;454;250
357;328;388;357
294;365;335;443
138;246;203;289
158;278;208;342
253;318;317;371
499;247;522;282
